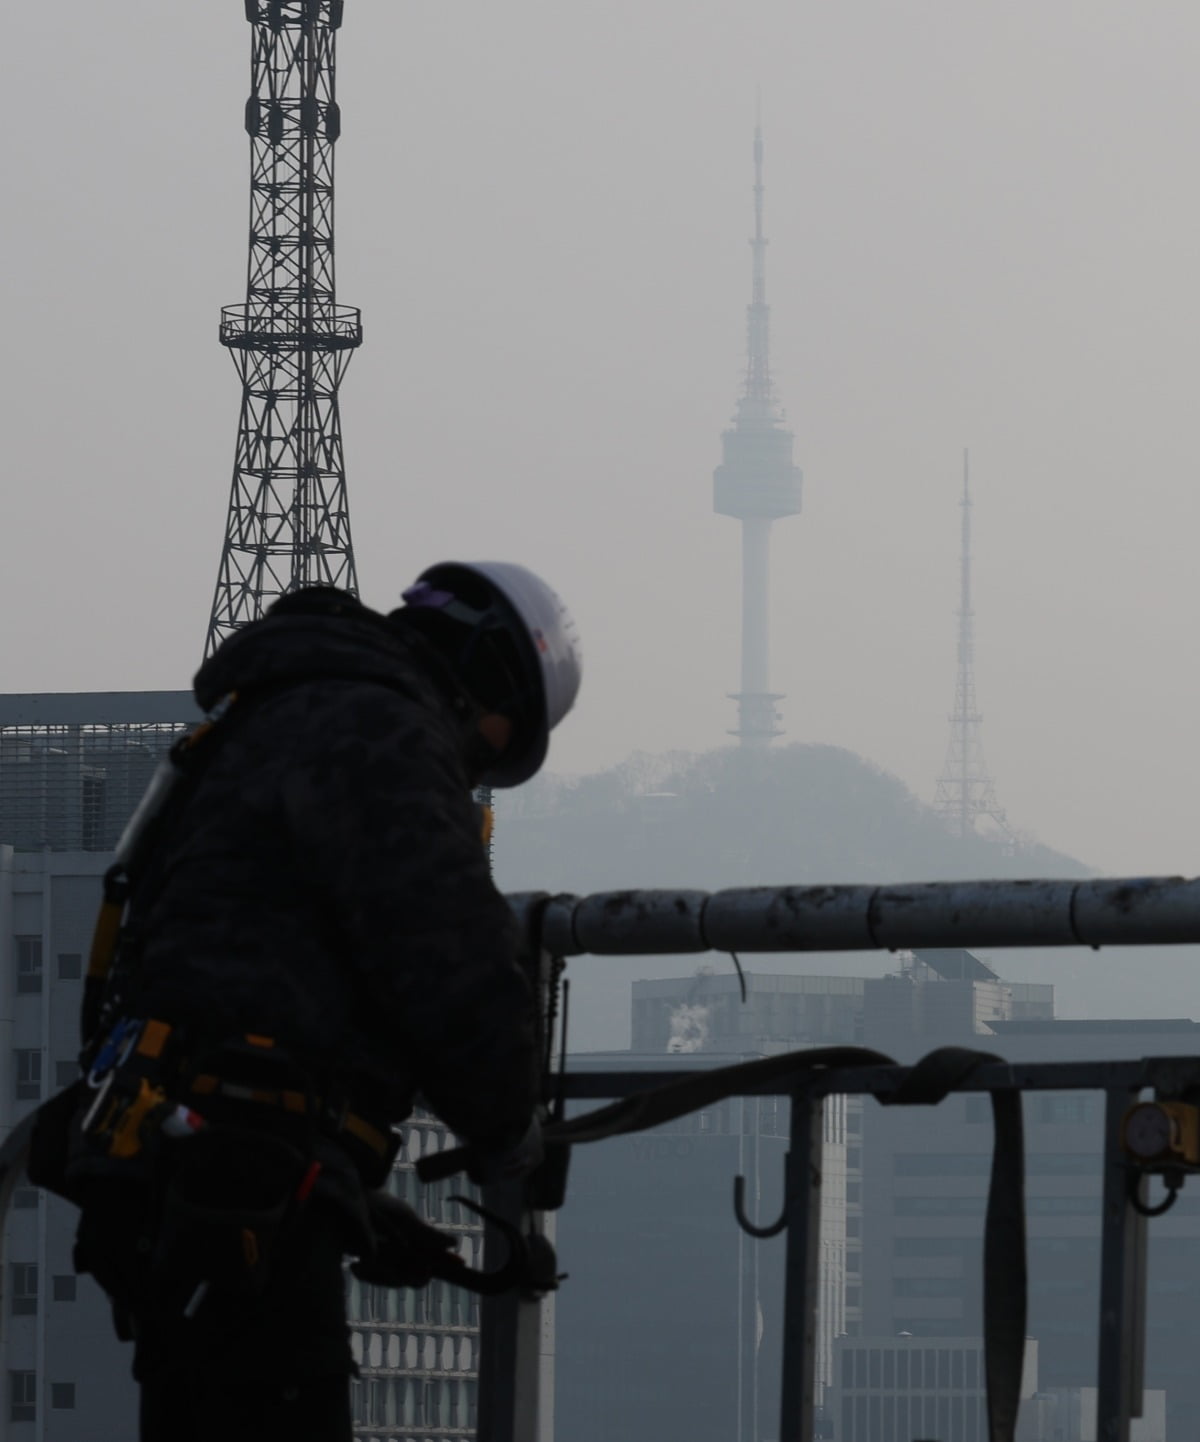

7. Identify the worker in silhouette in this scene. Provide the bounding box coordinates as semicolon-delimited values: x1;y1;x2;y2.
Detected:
62;563;581;1442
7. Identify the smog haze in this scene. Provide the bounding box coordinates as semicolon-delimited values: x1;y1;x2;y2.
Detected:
3;2;1198;882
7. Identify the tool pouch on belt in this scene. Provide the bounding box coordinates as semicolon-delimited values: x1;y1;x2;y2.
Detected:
155;1127;312;1297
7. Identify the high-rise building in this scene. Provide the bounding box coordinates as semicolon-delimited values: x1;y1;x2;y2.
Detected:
713;124;802;746
555;1051;800;1442
859;1008;1200;1440
0;690;196;1439
558;956;1200;1442
349;1118;484;1439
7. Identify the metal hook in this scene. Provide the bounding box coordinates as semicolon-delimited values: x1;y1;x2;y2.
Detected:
442;1195;528;1294
443;1196;563;1296
733;1163;789;1239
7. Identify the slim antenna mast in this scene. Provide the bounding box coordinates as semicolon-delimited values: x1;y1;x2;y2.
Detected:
933;452;1009;838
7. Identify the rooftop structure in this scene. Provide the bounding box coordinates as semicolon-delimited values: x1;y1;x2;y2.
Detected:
0;692;197;852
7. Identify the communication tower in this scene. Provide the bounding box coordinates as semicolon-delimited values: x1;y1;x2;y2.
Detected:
933;454;1009;838
713;123;802;745
206;0;361;657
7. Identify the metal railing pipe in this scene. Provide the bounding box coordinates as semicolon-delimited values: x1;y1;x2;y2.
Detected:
508;876;1200;955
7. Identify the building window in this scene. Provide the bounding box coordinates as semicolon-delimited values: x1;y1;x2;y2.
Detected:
894;1235;972;1257
15;938;42;996
9;1370;35;1422
894;1276;963;1299
57;953;82;982
1038;1094;1096;1125
10;1265;37;1316
81;772;106;851
14;1052;41;1103
52;1276;76;1303
50;1383;75;1410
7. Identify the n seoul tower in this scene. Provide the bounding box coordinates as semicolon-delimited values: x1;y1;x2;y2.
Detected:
713;122;802;745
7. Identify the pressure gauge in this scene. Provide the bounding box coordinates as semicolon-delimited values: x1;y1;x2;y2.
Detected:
1123;1103;1177;1161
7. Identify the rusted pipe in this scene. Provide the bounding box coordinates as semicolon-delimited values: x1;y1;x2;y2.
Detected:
506;877;1200;956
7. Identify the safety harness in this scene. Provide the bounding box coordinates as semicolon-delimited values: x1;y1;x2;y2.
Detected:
67;681;520;1303
75;695;398;1182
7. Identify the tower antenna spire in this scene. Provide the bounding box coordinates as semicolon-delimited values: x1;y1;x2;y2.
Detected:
713;116;802;746
745;108;770;415
933;451;1010;838
206;0;362;658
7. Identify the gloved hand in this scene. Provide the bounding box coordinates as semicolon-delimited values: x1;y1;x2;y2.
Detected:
466;1116;545;1187
351;1191;461;1289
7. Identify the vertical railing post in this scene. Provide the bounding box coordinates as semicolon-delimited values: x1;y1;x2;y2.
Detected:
476;909;557;1442
476;1178;523;1442
1096;1087;1147;1442
778;1087;824;1442
475;1188;552;1442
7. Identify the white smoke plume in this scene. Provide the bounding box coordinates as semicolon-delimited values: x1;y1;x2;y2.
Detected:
666;1003;710;1054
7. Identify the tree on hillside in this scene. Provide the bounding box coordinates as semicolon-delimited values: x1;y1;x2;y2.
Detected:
495;743;1086;896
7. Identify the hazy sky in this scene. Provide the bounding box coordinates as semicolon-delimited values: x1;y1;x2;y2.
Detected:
4;3;1200;879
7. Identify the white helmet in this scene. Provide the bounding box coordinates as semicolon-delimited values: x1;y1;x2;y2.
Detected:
402;560;581;786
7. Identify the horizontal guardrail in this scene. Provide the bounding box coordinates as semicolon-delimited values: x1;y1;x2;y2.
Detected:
507;876;1200;955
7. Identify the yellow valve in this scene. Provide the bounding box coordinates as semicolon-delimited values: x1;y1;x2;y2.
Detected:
1121;1100;1200;1167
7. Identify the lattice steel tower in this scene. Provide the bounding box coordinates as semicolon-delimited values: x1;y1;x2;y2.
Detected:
713;123;802;745
206;0;361;657
933;454;1009;838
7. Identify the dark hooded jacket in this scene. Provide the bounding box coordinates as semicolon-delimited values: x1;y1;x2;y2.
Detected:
128;602;537;1151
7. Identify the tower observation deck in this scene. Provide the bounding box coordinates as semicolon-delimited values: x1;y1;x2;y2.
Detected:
206;0;361;657
713;123;802;745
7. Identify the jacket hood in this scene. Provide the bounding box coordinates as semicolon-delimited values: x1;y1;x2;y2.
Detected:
193;609;431;713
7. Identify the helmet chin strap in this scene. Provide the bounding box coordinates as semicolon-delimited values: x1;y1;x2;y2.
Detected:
461;721;508;788
433;667;512;786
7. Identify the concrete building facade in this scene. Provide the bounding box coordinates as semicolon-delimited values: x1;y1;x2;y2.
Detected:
829;1337;1166;1442
0;691;197;1440
349;1117;485;1440
829;1335;1041;1442
555;1055;800;1442
0;844;139;1440
860;1009;1200;1440
565;958;1200;1442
